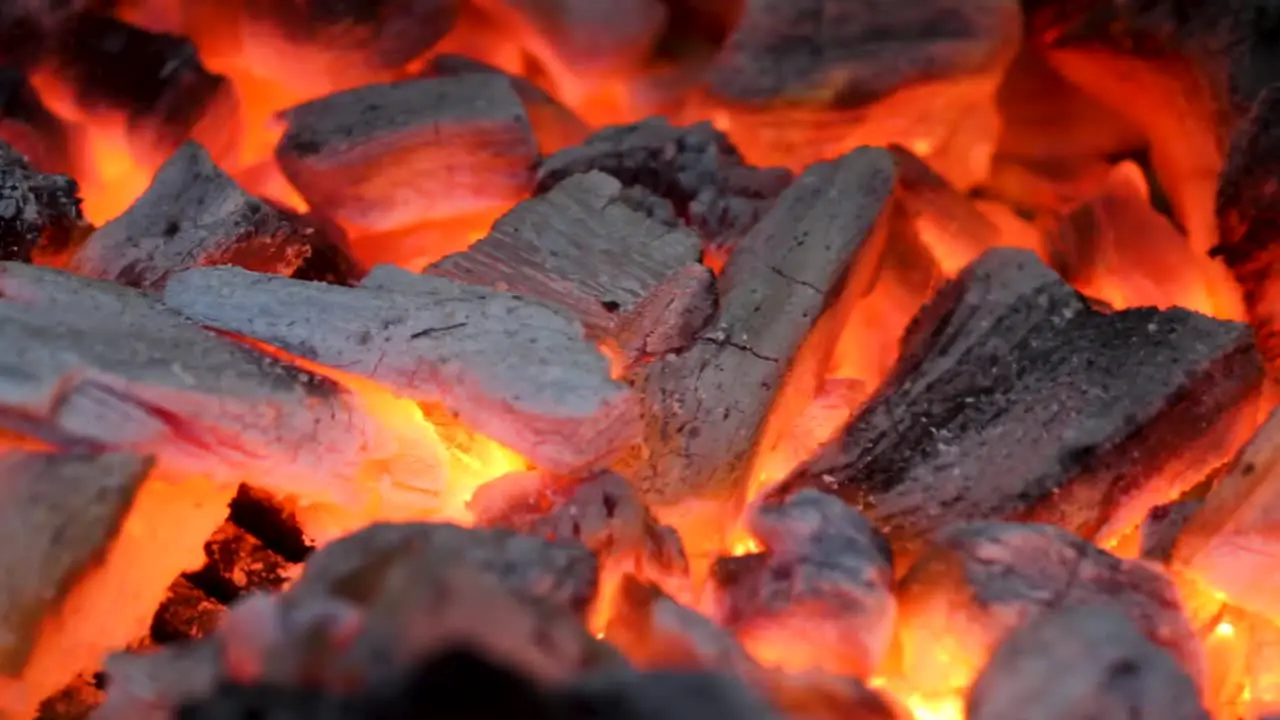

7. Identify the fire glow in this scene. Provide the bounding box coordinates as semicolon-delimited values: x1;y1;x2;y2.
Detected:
3;0;1280;718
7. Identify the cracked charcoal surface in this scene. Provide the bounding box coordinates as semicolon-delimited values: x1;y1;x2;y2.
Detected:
0;139;86;262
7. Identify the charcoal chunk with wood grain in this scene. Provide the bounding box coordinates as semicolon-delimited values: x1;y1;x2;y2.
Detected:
771;247;1262;562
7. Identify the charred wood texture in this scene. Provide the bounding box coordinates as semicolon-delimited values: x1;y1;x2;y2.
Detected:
966;604;1209;720
0;66;69;174
35;673;102;720
895;522;1202;696
0;140;87;262
68;142;357;292
425;170;712;366
150;577;224;644
708;491;895;679
162;265;640;474
276;75;538;233
623;147;894;549
536;119;792;252
773;248;1262;561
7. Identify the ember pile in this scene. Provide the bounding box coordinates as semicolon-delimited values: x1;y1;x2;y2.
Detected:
4;0;1280;718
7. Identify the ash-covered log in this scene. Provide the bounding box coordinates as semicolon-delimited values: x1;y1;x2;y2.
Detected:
707;491;895;679
0;450;227;719
420;53;589;154
1171;406;1280;620
68;142;358;292
966;604;1209;720
535;118;792;252
424;170;712;366
623;146;895;552
0;262;404;506
162;265;639;473
0;139;87;262
276;75;538;234
894;522;1202;696
45;13;238;161
0;66;69;174
771;248;1262;561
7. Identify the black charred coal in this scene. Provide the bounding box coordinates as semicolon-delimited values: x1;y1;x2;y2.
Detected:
0;139;88;262
150;576;225;644
0;66;69;173
185;522;295;604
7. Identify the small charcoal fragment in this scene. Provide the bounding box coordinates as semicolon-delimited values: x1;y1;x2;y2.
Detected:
151;576;225;643
0;139;87;262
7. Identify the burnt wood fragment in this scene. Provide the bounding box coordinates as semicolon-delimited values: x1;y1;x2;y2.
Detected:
535;118;792;251
772;248;1262;561
228;485;314;564
424;171;711;365
708;491;895;679
186;522;296;603
0;140;87;262
162;265;640;474
276;75;538;233
35;673;102;720
151;576;225;644
0;66;69;174
966;604;1209;720
895;522;1202;696
623;147;895;551
68;142;355;292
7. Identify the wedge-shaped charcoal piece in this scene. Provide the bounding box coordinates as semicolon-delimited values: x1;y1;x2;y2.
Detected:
163;266;639;473
1171;407;1280;619
0;450;233;719
425;171;711;363
895;522;1202;697
708;491;895;678
421;53;589;154
0;140;87;263
276;75;538;233
624;147;894;552
966;604;1209;720
536;119;793;251
773;248;1262;561
0;67;69;174
0;262;392;503
68;142;352;292
471;470;689;590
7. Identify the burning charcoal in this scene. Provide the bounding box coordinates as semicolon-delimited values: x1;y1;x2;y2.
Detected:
625;147;894;555
424;171;711;365
1138;488;1209;564
0;66;69;174
1171;406;1280;620
162;265;640;474
1214;84;1280;369
67;142;355;292
471;470;689;587
0;262;406;508
276;75;538;233
757;672;900;720
96;640;224;720
186;521;296;603
535;118;793;251
420;53;589;154
36;673;102;720
707;491;895;678
772;248;1263;562
0;450;224;719
227;484;314;564
894;522;1202;697
966;604;1209;720
151;576;225;643
48;13;238;161
0;140;87;262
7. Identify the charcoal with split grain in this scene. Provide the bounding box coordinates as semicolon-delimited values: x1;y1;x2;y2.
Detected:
772;248;1262;562
162;265;640;474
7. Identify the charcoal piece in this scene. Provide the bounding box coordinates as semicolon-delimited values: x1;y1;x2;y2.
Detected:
151;576;225;643
0;263;402;506
895;522;1202;696
186;521;295;603
535;118;792;250
1214;84;1280;369
0;66;69;174
624;147;894;553
228;485;314;563
35;673;102;720
49;13;238;159
772;248;1263;562
67;142;350;292
1138;490;1208;564
706;0;1021;106
162;266;639;474
242;0;460;70
707;491;895;678
276;75;538;233
966;604;1209;720
289;522;599;618
1172;406;1280;619
96;639;224;720
470;470;689;585
0;140;87;263
424;171;710;365
420;53;589;153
